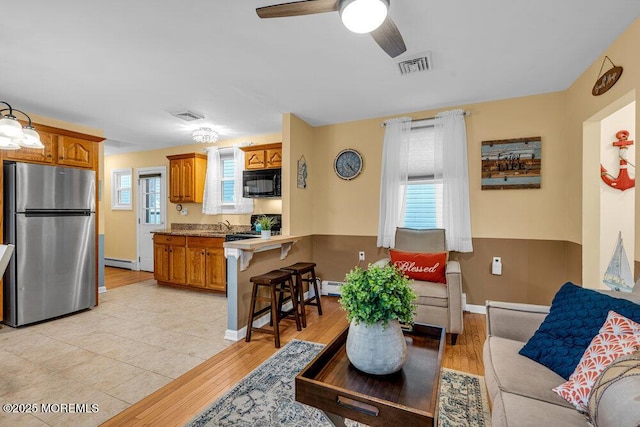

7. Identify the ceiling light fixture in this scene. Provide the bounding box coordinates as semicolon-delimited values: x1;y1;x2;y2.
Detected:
192;127;219;144
339;0;389;34
0;101;43;150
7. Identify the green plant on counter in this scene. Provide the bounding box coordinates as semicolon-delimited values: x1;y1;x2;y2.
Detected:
339;264;417;327
257;215;275;231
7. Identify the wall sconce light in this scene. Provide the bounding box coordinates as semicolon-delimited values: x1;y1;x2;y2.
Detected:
0;101;43;150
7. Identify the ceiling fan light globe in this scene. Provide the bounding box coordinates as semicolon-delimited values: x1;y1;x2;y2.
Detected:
340;0;389;34
0;115;25;138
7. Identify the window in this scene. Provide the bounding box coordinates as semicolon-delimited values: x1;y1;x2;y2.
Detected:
220;152;235;205
402;124;443;229
111;168;132;210
140;174;162;224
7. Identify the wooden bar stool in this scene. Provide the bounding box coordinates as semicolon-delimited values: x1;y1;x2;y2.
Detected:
281;262;323;328
245;270;302;348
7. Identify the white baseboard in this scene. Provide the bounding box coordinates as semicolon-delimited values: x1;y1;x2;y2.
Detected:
104;258;138;270
98;286;107;294
465;304;486;314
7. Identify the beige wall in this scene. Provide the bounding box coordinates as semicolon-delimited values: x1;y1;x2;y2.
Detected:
104;133;281;260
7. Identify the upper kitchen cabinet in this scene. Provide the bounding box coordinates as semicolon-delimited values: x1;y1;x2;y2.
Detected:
3;130;55;164
2;123;103;170
241;143;282;170
167;153;207;203
57;136;96;169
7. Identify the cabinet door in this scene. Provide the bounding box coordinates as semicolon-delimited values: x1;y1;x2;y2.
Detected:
58;136;95;168
265;148;282;168
205;248;226;292
4;131;54;164
153;244;170;282
181;157;196;202
168;244;187;284
245;150;266;169
169;159;183;202
186;247;206;288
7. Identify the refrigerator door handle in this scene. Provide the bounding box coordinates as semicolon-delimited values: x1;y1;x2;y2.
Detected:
24;209;92;217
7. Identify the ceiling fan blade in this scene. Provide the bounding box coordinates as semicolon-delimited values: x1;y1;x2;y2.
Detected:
370;16;407;58
256;0;339;18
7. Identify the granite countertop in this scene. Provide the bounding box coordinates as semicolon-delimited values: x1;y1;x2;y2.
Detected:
152;223;252;238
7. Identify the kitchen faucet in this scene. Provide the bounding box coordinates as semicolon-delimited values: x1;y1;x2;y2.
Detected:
217;220;232;231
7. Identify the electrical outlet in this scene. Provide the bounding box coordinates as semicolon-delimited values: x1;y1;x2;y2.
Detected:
359;251;365;261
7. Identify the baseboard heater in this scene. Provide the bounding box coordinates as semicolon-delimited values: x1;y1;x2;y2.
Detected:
104;257;137;270
321;280;344;296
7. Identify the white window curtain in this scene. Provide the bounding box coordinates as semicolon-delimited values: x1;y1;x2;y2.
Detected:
377;117;412;248
202;147;222;214
202;147;253;214
233;147;253;213
435;109;473;252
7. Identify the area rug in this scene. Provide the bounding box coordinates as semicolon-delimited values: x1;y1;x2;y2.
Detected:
186;340;491;427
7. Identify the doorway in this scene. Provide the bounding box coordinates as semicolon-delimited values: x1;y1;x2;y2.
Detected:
137;167;167;272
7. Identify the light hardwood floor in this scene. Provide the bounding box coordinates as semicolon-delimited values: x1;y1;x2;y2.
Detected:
102;268;486;426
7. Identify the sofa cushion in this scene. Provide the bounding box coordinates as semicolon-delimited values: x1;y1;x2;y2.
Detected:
553;311;640;411
519;282;640;379
484;336;573;408
410;279;448;307
389;250;447;283
491;391;587;427
587;350;640;427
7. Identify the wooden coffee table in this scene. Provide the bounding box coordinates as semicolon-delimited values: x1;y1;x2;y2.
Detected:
295;323;445;426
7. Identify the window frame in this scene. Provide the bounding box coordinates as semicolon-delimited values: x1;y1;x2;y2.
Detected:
220;151;235;208
111;168;133;210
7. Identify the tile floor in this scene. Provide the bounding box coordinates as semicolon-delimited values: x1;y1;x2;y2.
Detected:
0;280;231;426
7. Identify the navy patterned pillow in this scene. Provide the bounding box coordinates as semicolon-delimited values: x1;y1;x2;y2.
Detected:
519;282;640;380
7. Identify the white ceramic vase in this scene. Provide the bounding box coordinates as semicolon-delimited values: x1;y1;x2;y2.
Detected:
261;230;271;240
345;319;407;375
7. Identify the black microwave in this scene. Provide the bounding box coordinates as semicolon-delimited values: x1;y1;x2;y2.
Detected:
242;168;281;198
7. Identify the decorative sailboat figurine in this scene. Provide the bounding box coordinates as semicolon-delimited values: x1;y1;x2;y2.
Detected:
603;231;635;292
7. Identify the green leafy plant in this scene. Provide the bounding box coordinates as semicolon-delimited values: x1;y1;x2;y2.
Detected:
339;264;417;326
257;215;275;231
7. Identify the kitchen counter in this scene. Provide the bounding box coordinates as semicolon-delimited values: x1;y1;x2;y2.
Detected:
223;235;299;271
152;229;228;238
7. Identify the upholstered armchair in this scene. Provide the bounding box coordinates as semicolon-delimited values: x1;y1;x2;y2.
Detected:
376;228;463;344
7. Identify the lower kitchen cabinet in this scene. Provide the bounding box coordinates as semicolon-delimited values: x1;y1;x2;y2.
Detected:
153;235;187;285
154;234;226;293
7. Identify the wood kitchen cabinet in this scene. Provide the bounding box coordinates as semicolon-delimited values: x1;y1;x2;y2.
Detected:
3;130;55;164
241;143;282;170
186;236;226;292
167;153;207;203
153;235;187;285
154;234;226;293
1;124;101;169
57;135;96;169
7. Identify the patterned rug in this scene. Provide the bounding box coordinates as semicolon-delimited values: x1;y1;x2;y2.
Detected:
186;340;491;427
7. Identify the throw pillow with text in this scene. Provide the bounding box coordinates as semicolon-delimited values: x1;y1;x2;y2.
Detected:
389;250;447;283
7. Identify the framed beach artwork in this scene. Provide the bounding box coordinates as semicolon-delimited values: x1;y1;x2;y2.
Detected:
481;137;542;190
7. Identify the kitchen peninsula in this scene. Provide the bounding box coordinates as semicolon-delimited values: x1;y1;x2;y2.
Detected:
152;224;313;342
223;234;303;341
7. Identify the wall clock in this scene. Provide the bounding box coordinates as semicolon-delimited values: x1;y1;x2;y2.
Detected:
334;148;363;180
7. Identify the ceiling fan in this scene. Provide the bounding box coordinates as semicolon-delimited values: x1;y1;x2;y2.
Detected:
256;0;407;58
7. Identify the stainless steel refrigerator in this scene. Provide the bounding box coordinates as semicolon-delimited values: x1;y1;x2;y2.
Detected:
3;162;96;327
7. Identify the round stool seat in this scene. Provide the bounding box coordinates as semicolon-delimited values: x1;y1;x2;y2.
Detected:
250;270;292;285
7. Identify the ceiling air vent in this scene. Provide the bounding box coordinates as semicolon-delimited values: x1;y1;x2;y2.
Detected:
171;110;205;121
397;53;432;76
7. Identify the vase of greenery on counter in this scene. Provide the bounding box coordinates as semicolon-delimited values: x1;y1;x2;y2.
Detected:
258;215;275;240
339;264;417;375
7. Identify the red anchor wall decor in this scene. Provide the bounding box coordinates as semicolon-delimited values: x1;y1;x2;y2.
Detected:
601;130;635;191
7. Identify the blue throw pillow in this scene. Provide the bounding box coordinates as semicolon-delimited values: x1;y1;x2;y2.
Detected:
519;282;640;380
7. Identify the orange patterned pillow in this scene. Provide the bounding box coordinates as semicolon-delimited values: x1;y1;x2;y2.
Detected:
553;311;640;412
389;250;447;283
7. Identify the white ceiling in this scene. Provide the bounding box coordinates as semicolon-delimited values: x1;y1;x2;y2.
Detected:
3;1;640;155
